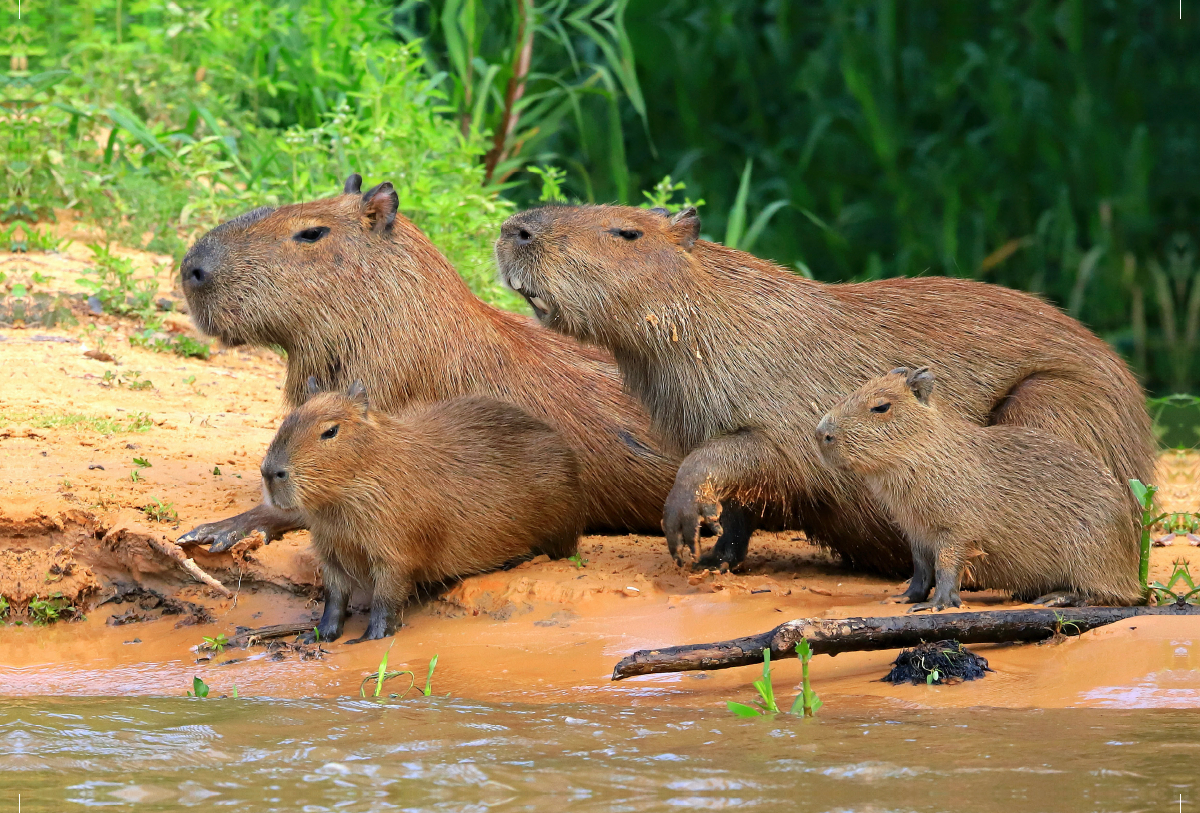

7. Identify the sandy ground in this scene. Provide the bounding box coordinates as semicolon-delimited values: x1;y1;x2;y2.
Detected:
1;229;1199;709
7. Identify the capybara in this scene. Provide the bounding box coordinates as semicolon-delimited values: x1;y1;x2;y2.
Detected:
815;366;1141;609
261;380;582;641
177;175;681;555
494;204;1154;575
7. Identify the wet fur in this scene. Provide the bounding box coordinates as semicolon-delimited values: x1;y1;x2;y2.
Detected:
262;392;582;641
494;204;1155;576
818;369;1141;606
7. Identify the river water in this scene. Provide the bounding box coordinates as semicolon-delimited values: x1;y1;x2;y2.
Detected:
0;698;1195;812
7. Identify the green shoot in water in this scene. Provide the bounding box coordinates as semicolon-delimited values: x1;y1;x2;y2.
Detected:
202;634;229;654
728;643;822;718
1129;479;1165;600
187;676;210;697
423;655;439;697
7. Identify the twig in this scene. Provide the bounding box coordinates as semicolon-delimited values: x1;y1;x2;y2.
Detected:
146;535;233;597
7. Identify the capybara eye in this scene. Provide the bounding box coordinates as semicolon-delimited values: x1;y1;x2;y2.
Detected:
321;424;339;440
870;402;891;414
610;228;642;241
294;226;330;243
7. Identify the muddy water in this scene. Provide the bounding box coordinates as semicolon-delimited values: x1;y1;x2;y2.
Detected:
1;698;1196;812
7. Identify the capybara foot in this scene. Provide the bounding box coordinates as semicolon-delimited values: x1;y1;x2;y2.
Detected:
298;620;344;645
178;518;250;553
663;479;724;567
1032;591;1086;608
909;593;962;613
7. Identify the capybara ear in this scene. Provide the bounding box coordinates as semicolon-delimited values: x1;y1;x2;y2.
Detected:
306;376;321;397
361;182;399;233
889;367;910;378
344;173;363;195
346;380;369;415
668;207;700;250
649;207;670;217
906;366;936;405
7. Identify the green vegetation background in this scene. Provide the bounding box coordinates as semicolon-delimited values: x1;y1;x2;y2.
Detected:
3;1;1197;411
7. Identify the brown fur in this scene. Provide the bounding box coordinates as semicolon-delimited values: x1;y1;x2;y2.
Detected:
262;385;582;641
178;177;678;552
494;204;1155;576
816;367;1141;608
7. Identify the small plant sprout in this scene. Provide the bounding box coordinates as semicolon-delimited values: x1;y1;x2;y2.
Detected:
728;643;822;718
142;498;179;523
789;639;823;717
212;466;221;475
133;457;151;469
203;633;229;654
29;593;78;625
130;470;142;483
568;553;588;569
361;640;414;698
423;654;439;697
187;676;210;697
1129;479;1166;599
529;165;568;202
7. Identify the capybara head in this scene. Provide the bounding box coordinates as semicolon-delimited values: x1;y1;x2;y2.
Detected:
261;378;372;512
180;174;400;346
815;367;937;473
494;204;702;344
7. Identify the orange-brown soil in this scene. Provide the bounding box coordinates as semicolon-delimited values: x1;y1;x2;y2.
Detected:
1;227;1198;708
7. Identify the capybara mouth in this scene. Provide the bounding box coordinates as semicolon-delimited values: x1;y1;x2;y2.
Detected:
506;277;553;321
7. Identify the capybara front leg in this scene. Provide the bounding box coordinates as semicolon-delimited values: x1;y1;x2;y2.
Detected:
302;561;353;643
662;430;780;570
178;503;306;553
909;541;964;612
697;500;757;572
346;570;412;644
888;545;934;604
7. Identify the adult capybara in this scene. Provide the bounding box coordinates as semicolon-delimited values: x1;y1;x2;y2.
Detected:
177;175;679;554
815;366;1141;609
494;204;1154;575
262;381;581;641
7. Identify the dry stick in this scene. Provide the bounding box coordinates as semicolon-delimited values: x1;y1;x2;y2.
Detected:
483;0;534;184
229;622;316;648
146;535;233;598
611;604;1200;680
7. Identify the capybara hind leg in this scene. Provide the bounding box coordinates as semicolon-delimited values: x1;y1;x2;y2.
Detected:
303;562;353;643
988;373;1154;489
663;430;783;567
178;503;306;553
697;501;756;572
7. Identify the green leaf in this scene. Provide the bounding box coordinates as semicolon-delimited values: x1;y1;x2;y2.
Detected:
725;159;753;249
727;701;762;718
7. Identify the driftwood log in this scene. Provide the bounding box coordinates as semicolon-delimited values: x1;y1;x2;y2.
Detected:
612;604;1200;680
229;622;316;648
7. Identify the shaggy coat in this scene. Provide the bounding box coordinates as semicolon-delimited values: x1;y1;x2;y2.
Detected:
262;386;581;641
816;367;1141;608
494;204;1155;575
178;176;677;552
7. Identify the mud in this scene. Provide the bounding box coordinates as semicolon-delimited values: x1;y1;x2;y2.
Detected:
1;227;1199;709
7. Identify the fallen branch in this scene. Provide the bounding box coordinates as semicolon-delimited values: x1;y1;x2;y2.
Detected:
229;622;315;648
612;604;1200;680
146;535;233;598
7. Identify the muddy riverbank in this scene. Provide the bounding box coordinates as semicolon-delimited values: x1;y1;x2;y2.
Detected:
1;233;1198;710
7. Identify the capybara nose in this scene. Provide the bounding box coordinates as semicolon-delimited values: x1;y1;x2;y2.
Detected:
815;416;836;444
184;263;208;289
501;220;537;247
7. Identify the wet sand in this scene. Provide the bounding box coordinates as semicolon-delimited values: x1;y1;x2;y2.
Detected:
1;233;1199;709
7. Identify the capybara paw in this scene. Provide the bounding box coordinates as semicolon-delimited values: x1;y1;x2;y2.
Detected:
908;596;961;613
883;593;921;605
178;521;247;553
1032;591;1085;608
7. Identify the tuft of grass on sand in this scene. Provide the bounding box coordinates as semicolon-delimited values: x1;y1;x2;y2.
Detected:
0;410;154;435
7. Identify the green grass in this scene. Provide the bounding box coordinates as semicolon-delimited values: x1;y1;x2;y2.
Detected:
28;593;79;625
142;498;179;524
202;633;229;654
360;645;441;700
0;410;154;435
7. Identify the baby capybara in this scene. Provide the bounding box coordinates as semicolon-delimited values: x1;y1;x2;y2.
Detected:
816;366;1141;609
495;204;1154;576
261;380;582;642
178;175;679;556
